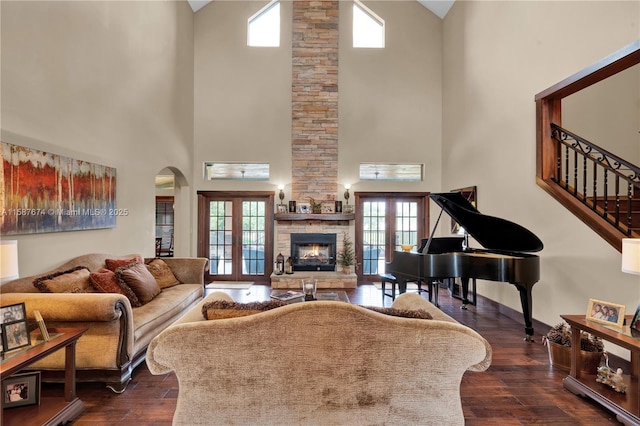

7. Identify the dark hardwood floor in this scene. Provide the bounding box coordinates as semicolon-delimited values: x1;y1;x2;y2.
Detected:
46;284;619;425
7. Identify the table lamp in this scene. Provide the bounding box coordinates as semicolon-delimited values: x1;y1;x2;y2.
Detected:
621;238;640;275
0;239;19;282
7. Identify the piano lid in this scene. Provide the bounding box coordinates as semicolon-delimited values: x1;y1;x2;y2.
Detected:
430;192;544;253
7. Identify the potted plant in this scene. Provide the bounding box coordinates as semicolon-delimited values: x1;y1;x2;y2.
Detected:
544;322;604;373
337;234;356;274
307;197;323;214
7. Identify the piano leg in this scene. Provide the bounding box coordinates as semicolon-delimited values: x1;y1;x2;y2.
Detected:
516;284;535;342
460;277;470;310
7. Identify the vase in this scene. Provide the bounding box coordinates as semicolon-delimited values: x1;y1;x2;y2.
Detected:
342;265;352;274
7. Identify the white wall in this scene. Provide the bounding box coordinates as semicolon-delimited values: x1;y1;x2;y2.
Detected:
563;64;640;164
338;1;443;193
442;1;640;334
193;0;292;196
1;1;194;276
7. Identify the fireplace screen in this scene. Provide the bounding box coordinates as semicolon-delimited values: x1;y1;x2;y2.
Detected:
290;233;336;271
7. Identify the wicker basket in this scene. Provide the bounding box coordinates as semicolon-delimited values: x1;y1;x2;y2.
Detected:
545;338;603;373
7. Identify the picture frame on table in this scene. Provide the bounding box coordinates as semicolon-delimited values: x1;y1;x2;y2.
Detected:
1;302;26;324
586;298;625;330
3;371;40;408
630;305;640;336
0;302;31;352
2;320;31;352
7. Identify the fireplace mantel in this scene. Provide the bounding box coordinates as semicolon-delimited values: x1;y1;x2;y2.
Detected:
274;213;354;223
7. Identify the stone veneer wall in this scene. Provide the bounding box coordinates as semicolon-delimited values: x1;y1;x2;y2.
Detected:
274;221;354;288
275;1;352;286
291;0;339;203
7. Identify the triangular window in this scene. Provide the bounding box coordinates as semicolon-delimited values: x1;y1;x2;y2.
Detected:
353;0;384;48
248;1;280;47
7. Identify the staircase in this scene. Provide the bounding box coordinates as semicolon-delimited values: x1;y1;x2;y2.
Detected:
540;123;640;249
589;195;640;237
535;40;640;252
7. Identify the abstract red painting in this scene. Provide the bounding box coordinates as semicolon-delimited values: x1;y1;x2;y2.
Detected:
1;142;117;235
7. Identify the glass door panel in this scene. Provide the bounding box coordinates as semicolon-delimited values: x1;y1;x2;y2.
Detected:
356;194;428;281
199;192;273;283
394;201;419;251
208;201;232;275
242;201;266;275
361;201;385;275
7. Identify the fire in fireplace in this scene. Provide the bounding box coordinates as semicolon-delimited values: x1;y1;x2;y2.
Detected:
290;233;337;271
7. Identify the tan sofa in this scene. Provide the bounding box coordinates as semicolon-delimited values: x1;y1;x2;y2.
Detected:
147;292;492;425
0;253;207;393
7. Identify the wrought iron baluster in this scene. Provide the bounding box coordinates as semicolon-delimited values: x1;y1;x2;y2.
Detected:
549;123;640;237
603;168;608;220
582;154;588;202
627;183;633;235
614;177;620;228
573;149;578;196
592;158;598;211
564;143;569;189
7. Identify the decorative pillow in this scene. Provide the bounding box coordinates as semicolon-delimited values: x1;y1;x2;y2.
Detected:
89;269;126;295
145;258;181;289
105;255;144;272
202;300;286;320
116;263;161;306
33;266;94;293
362;306;433;320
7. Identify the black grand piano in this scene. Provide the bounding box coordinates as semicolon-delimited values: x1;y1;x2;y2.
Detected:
386;192;543;341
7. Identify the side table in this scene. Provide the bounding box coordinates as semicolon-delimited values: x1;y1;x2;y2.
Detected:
561;314;639;426
1;327;87;426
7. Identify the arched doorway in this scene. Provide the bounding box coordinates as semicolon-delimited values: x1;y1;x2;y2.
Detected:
155;167;188;257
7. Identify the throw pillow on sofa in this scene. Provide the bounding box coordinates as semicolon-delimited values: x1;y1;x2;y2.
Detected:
145;258;181;289
202;300;286;320
89;269;127;295
201;300;433;321
105;255;144;272
33;266;95;293
116;263;161;307
362;306;433;320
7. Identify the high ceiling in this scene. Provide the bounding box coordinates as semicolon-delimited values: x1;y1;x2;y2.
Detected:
187;0;455;19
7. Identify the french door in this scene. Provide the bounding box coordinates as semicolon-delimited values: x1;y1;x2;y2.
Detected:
354;193;429;282
197;191;274;283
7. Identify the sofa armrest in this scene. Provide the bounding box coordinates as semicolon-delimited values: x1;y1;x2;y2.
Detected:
391;293;493;372
1;292;134;368
152;257;208;285
1;292;131;322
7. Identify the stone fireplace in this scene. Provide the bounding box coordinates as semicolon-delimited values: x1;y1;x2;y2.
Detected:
290;233;336;271
271;221;355;289
270;1;355;289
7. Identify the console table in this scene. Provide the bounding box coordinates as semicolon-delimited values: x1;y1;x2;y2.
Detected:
561;315;639;425
1;327;87;426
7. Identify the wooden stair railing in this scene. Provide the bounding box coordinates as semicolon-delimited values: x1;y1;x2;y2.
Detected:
535;40;640;252
550;124;640;238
